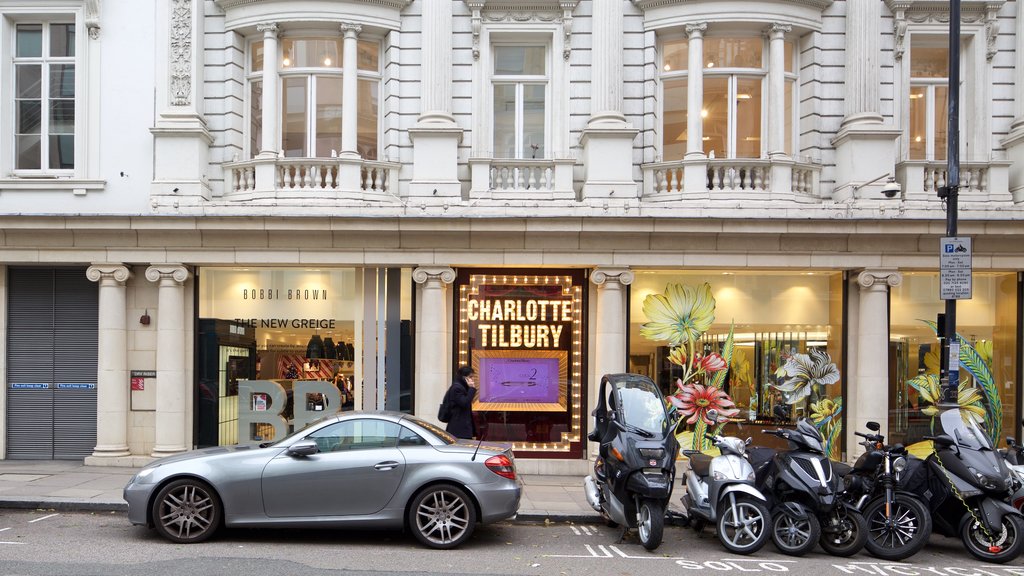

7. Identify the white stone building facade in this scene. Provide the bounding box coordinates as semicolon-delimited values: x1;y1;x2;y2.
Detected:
0;0;1022;473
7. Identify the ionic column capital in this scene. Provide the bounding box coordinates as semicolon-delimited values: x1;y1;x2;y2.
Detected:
590;267;635;287
87;264;131;284
340;22;362;38
685;22;707;39
412;266;456;285
768;22;791;38
857;269;902;290
145;264;190;284
256;22;278;36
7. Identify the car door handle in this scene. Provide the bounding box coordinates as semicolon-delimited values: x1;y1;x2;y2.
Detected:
374;461;399;471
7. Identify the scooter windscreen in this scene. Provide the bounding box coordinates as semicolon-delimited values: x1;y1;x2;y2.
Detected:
792;418;826;454
615;379;669;436
939;409;993;451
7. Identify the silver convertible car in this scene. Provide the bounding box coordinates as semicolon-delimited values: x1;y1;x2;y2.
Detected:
124;411;521;549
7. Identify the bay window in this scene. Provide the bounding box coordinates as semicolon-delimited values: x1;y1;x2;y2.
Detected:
15;21;75;171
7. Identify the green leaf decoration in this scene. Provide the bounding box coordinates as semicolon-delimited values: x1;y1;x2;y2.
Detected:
922;320;1001;442
710;322;735;390
692;418;708;452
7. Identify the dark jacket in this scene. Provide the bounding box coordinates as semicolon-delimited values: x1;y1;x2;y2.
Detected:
444;376;477;439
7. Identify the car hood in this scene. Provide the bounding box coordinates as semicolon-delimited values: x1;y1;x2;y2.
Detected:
143;444;268;469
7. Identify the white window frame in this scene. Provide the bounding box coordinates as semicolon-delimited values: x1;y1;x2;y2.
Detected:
0;6;100;193
490;42;550;159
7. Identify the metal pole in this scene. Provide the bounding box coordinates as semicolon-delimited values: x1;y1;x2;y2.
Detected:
940;0;961;405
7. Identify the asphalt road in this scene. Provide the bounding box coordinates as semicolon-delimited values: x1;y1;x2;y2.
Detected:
2;509;1024;575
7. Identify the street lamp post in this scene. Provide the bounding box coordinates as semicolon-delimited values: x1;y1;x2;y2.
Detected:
938;0;961;406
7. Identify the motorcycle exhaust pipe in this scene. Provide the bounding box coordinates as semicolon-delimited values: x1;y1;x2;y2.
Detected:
583;475;603;512
855;494;870;511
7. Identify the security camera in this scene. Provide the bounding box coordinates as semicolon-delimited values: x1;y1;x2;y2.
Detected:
881;177;901;199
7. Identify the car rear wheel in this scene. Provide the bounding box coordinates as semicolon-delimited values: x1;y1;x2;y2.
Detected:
408;484;477;549
151;478;221;543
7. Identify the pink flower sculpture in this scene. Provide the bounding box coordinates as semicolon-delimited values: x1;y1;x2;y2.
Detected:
670;380;740;426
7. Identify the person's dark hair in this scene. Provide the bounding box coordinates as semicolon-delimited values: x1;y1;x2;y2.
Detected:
457;365;474;378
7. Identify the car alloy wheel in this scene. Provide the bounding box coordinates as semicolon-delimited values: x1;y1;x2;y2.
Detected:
151;478;222;544
408;484;476;549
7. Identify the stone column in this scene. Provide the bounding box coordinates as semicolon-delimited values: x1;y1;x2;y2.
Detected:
146;265;191;457
1002;0;1024;203
581;0;637;199
85;264;132;463
408;0;463;198
257;22;279;158
412;267;456;424
852;269;902;458
340;22;362;158
682;22;709;194
767;23;790;158
590;268;634;456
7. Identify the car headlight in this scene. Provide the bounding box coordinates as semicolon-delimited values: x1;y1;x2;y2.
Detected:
133;467;157;484
639;447;665;459
713;471;726;481
746;471;756;482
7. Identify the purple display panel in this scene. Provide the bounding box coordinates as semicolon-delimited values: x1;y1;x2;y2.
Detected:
479;357;560;404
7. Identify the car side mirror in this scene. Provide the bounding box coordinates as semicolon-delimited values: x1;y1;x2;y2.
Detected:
866;421;881;432
287;439;320;457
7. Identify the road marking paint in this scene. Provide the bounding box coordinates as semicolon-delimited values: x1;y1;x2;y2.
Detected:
0;527;11;532
571;526;581;536
0;542;24;545
28;513;59;523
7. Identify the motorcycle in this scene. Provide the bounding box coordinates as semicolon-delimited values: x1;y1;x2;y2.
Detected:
584;373;680;551
679;409;771;555
751;418;867;557
998;424;1024;512
835;421;932;561
919;409;1024;563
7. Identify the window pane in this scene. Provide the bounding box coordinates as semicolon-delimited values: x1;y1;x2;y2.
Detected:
703;78;728;157
358;40;379;72
494;46;545;75
50;24;75;57
50;100;75;133
785;79;794;156
16;135;41;170
358;79;379;159
663;39;688;73
17;101;42;134
16;24;42;58
705;38;762;69
784;41;794;73
911;46;948;78
493;84;516;158
909;86;927;160
523;85;545;158
49;134;74;169
735;78;762;158
284;39;342;68
663;78;687;159
16;65;42;98
50;64;75;98
934;85;948;161
282;77;308;156
315;76;343;158
250;80;263;157
251;41;264;73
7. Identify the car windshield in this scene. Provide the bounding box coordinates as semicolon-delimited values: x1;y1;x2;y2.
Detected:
615;379;668;435
404;415;457;445
939;408;992;451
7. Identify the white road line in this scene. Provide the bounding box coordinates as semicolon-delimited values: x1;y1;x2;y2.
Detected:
0;527;11;532
580;525;593;536
570;526;581;536
28;513;59;523
609;545;630;558
0;542;24;545
589;544;613;558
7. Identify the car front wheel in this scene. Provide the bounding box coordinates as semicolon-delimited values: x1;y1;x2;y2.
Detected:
408;484;477;549
151;478;222;543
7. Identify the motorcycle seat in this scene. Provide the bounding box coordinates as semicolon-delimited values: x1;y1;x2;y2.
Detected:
832;461;853;477
689;453;712;477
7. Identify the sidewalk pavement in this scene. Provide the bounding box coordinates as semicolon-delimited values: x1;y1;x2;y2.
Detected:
0;460;605;523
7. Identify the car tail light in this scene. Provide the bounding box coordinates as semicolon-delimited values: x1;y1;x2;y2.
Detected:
485;454;516;480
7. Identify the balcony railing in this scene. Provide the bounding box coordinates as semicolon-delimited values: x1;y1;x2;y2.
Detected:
469;158;575;200
641;157;821;201
895;160;1012;203
223;157;400;201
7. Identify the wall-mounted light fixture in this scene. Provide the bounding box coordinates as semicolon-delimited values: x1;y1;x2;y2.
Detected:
140;310;151;326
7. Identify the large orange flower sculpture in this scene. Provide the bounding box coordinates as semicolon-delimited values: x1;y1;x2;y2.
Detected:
669;379;740;426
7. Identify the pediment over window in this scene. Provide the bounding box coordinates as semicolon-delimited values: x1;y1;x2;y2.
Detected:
216;0;412;33
463;0;581;60
631;0;833;32
885;0;1005;61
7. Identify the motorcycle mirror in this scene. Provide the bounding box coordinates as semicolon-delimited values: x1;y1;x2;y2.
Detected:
1008;437;1017;448
707;409;719;422
866;421;881;432
931;434;955;449
745;437;752;446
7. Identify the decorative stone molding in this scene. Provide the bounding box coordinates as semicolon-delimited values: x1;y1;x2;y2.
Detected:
633;0;832;9
169;0;193;106
768;22;792;37
590;268;635;286
412;266;456;285
893;17;908;60
340;21;362;37
86;264;131;284
857;269;903;290
256;22;278;35
684;21;707;38
85;0;101;39
464;0;579;60
986;10;1000;61
888;1;1004;61
145;264;191;284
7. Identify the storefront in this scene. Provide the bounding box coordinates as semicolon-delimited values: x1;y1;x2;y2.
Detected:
195;267;413;447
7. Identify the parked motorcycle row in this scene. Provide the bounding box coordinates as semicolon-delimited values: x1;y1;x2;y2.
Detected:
584;373;1024;564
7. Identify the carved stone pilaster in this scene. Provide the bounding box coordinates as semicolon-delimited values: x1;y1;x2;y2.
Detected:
85;0;101;39
169;0;193;106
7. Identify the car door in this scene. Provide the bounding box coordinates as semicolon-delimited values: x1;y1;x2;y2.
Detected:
261;418;406;518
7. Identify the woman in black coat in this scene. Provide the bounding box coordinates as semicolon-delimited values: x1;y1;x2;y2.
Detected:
445;365;477;439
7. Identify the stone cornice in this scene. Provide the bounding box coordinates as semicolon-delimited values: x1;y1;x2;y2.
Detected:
884;0;1004;15
633;0;832;11
217;0;411;10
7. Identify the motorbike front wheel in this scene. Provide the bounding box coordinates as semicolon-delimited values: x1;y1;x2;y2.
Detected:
716;496;770;555
819;509;868;557
771;508;821;556
961;512;1024;564
637;500;664;551
863;494;932;561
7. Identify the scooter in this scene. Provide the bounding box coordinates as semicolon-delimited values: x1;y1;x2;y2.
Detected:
997;419;1024;512
922;409;1024;563
752;418;867;557
679;409;771;555
835;421;932;561
584;373;680;551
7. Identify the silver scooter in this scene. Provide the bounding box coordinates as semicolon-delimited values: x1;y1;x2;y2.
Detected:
679;409;771;555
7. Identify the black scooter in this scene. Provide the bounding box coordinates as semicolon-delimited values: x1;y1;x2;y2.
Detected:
584;373;679;551
835;421;932;561
751;418;867;557
917;409;1024;563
